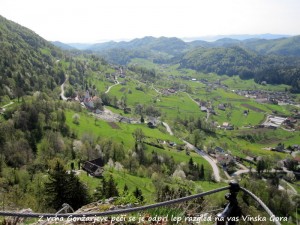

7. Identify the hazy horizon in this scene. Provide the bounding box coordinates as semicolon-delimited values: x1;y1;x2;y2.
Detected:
1;0;300;43
61;33;292;45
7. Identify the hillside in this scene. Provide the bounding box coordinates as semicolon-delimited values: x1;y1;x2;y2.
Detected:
66;35;300;56
87;36;188;54
0;15;218;215
84;36;189;65
0;14;299;223
240;35;300;56
0;15;65;100
179;46;300;92
180;46;261;79
81;35;300;91
52;41;75;50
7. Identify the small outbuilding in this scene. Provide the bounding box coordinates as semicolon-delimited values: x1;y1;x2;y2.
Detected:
82;157;104;177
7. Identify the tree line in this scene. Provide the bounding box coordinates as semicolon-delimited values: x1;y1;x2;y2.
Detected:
180;46;300;93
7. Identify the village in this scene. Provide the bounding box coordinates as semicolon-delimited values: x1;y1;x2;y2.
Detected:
234;89;296;105
58;66;300;187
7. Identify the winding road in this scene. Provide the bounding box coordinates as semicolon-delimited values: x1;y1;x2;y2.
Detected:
183;140;221;182
151;84;161;94
105;78;119;94
60;74;68;100
185;92;210;121
62;79;298;191
1;102;14;111
162;121;221;182
162;122;174;136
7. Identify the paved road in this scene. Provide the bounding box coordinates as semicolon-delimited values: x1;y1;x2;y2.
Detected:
162;120;221;182
151;84;161;94
1;101;14;110
1;102;14;113
105;78;119;94
60;74;68;101
183;140;221;182
162;122;174;136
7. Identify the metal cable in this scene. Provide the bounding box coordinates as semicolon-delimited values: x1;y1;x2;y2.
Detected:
0;185;283;225
240;187;281;225
0;186;229;218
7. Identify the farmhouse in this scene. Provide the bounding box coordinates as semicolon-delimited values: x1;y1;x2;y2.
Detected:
218;104;226;111
200;106;208;112
147;121;156;128
208;108;216;115
263;116;287;128
285;117;297;125
292;145;300;150
168;88;176;94
214;146;225;154
119;117;132;124
213;147;235;166
147;118;158;128
245;156;255;162
82;157;104;177
222;122;234;130
216;153;235;167
82;91;103;110
271;143;285;152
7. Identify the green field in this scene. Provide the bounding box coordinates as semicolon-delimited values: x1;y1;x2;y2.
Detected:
156;92;200;120
107;79;158;106
65;110;181;149
78;170;156;202
72;60;300;191
65;109;215;167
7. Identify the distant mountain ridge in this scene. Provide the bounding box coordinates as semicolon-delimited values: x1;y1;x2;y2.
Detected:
184;34;291;42
52;41;75;50
64;35;300;58
239;36;300;56
86;36;188;55
179;45;300;92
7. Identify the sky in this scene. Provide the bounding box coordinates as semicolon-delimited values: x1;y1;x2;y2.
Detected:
1;0;300;43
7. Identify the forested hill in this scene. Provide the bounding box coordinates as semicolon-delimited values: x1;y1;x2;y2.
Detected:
179;46;300;92
87;36;188;55
82;36;189;65
52;41;75;50
239;36;300;56
180;46;262;79
0;15;65;100
67;35;300;58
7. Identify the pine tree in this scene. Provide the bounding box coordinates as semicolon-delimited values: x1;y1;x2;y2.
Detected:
66;172;90;210
44;161;70;210
199;164;205;179
188;157;194;171
94;177;107;200
133;187;144;203
123;184;129;194
107;175;119;198
257;160;266;175
45;161;90;211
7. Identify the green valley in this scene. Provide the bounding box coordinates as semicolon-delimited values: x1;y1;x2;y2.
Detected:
1;13;300;225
